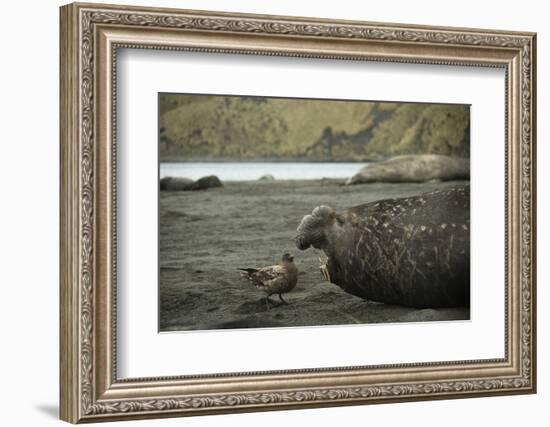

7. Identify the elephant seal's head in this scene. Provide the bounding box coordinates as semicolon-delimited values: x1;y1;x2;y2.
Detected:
295;205;345;251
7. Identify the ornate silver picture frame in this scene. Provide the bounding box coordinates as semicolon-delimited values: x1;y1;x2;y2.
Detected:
60;2;536;423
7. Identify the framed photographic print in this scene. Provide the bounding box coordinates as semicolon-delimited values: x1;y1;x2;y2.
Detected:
59;2;537;423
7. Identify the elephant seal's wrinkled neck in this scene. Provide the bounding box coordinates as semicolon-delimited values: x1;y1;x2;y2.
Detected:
295;205;345;251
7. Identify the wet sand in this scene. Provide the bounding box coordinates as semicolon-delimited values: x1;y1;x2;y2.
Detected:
160;179;470;331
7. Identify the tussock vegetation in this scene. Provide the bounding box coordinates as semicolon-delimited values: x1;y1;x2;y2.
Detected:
159;94;469;161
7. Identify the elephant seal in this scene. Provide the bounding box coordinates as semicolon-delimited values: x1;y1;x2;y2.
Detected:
160;175;223;191
259;174;276;181
346;154;469;185
160;177;194;191
192;175;223;190
295;185;470;308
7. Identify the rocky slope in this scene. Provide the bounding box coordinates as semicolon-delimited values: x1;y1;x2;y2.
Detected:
159;94;470;162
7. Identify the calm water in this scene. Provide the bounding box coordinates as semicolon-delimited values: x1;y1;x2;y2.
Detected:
160;162;366;181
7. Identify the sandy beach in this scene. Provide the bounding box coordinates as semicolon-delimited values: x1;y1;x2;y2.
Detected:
159;179;470;331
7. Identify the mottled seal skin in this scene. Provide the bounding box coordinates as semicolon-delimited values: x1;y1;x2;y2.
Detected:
295;186;470;308
346;154;470;185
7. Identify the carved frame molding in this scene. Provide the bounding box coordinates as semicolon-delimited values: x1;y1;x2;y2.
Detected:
60;2;536;423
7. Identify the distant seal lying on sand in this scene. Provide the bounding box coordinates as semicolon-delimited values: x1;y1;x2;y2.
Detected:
346;154;469;185
295;186;470;308
160;175;223;191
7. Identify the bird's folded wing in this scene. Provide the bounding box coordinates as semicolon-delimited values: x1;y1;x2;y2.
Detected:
254;265;286;282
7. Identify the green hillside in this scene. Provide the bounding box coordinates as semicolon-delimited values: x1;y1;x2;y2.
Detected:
159;94;469;162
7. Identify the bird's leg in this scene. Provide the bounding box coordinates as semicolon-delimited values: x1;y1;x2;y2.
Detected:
265;295;272;310
319;254;331;282
278;294;289;305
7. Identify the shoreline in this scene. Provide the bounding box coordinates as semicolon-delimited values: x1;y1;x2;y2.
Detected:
159;159;375;163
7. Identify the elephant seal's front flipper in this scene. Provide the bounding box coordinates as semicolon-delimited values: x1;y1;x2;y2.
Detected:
295;186;470;309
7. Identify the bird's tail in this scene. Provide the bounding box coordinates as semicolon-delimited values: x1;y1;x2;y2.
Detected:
238;268;258;279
